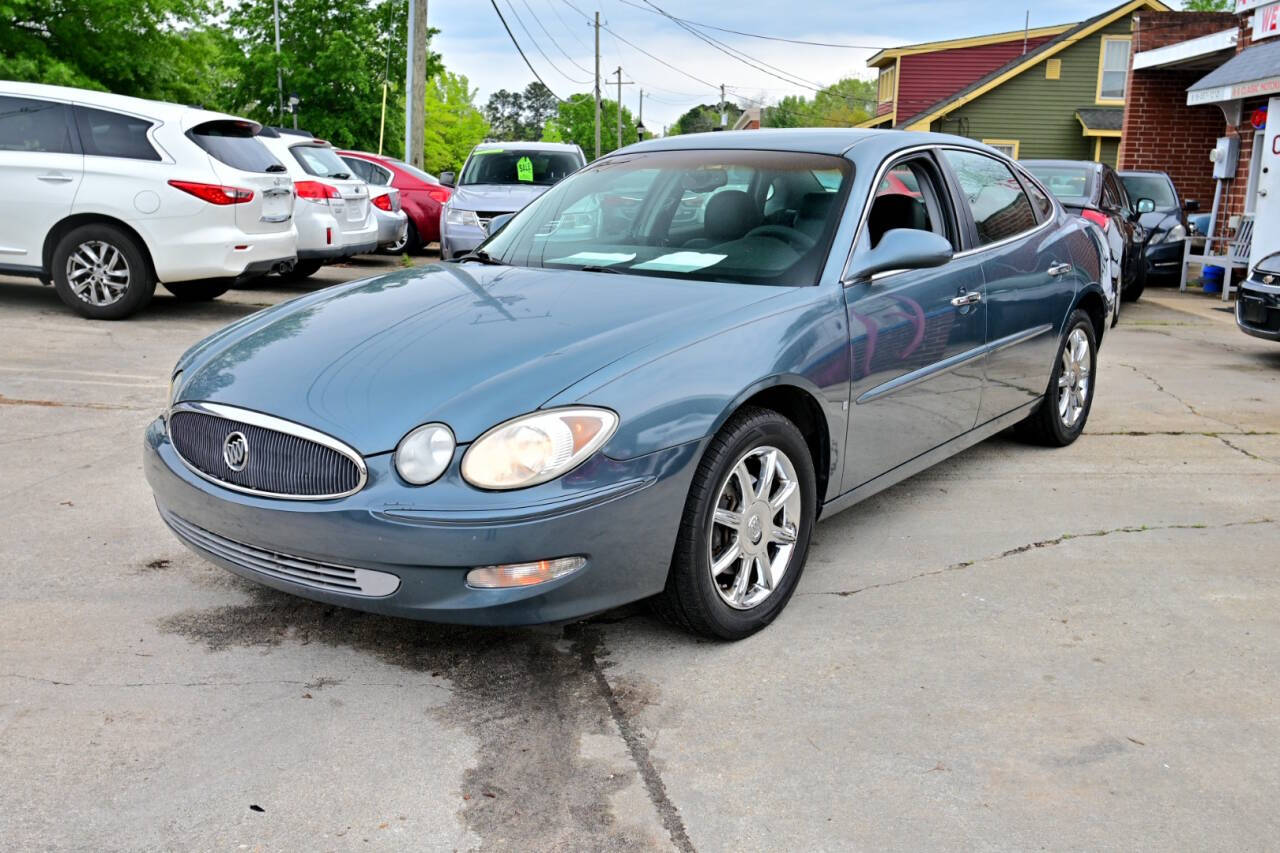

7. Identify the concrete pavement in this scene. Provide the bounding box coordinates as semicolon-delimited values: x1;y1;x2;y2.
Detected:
1;270;1277;851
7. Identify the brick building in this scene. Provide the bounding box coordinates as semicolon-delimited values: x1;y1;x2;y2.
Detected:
1118;3;1280;270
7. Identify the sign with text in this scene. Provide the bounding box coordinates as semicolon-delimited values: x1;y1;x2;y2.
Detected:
1254;1;1280;40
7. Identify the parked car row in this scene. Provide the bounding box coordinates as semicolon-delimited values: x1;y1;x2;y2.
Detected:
0;81;407;319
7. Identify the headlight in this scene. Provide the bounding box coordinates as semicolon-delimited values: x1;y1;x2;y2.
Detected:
445;207;481;228
461;407;618;490
1161;223;1186;243
167;370;182;409
395;423;455;485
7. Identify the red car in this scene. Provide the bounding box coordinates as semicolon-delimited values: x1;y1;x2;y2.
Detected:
337;150;451;253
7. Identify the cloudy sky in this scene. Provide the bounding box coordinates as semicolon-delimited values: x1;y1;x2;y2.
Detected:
427;0;1173;132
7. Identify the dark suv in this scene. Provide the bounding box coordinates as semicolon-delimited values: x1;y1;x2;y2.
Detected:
1120;170;1198;286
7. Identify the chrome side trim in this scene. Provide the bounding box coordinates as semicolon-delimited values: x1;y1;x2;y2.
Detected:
856;341;988;404
166;401;369;501
988;323;1053;354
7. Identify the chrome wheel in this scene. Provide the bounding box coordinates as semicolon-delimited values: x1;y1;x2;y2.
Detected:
708;445;802;610
1057;327;1091;429
66;241;130;307
386;230;408;253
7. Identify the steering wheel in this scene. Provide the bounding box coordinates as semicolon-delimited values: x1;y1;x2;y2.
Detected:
744;224;816;252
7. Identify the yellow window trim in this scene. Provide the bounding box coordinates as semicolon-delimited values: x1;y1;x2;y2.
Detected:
902;0;1169;131
1046;59;1061;80
983;138;1021;158
1095;35;1131;105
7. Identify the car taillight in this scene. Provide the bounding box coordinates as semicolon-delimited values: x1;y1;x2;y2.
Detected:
168;180;254;205
1081;209;1110;231
426;186;451;204
295;180;340;203
372;194;392;211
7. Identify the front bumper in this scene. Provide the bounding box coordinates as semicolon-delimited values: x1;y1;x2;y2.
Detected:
439;221;487;259
144;418;701;625
1143;239;1185;282
1236;280;1280;342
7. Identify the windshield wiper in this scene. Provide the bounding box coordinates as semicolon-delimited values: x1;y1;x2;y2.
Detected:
265;164;287;173
578;265;621;274
332;172;351;179
455;249;506;266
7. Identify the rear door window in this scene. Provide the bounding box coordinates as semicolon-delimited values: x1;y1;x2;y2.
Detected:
0;96;75;153
188;121;284;173
943;149;1040;246
73;106;160;161
1017;168;1054;222
291;144;354;178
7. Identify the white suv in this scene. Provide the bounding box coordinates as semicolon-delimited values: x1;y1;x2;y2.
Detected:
257;128;378;279
0;81;298;319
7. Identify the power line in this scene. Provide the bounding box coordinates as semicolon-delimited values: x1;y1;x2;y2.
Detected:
489;0;566;99
616;0;889;50
503;0;591;85
544;0;591;52
561;0;717;92
520;0;594;77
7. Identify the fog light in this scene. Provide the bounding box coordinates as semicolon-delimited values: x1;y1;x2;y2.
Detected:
466;556;585;589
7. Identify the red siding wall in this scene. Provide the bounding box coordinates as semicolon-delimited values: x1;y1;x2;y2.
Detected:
895;35;1058;122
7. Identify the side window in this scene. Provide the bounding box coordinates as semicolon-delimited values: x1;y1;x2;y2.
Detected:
1017;169;1054;221
943;149;1039;245
369;163;393;185
865;159;952;249
0;96;75;153
341;156;371;181
73;106;160;161
1101;174;1124;212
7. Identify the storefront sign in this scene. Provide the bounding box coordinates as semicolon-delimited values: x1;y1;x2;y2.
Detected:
1189;76;1280;105
1254;1;1280;40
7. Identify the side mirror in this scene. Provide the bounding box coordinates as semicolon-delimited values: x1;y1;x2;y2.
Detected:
1184;198;1200;212
845;229;953;282
439;171;455;188
487;212;515;235
1135;197;1156;215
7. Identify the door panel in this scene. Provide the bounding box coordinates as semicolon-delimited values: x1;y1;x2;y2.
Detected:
977;221;1079;422
0;97;82;268
842;251;987;489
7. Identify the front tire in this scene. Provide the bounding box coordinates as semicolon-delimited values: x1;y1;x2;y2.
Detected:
51;224;155;320
655;406;817;640
1015;309;1097;447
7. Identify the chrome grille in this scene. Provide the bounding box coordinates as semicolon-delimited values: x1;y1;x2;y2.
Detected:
167;402;366;500
161;509;400;597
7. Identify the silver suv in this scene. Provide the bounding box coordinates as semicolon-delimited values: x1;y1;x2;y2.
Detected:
438;141;585;259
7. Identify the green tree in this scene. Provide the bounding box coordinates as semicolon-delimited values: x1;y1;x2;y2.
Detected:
483;82;558;141
669;102;742;135
543;93;637;156
0;0;235;107
761;78;874;128
421;70;489;173
1182;0;1231;9
227;0;428;155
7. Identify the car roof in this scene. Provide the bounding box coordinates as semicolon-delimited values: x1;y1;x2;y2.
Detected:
0;80;257;130
472;141;583;153
611;128;1014;161
1117;170;1170;178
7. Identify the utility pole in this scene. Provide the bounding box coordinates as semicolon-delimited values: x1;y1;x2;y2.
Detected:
593;11;601;160
606;68;635;151
273;0;284;122
637;90;643;140
405;0;428;166
720;83;727;129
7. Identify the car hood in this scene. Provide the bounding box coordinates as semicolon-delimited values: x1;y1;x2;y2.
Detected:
177;263;786;454
449;183;550;213
1137;209;1180;233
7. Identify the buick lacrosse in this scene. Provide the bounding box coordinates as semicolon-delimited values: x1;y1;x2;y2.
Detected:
145;129;1107;639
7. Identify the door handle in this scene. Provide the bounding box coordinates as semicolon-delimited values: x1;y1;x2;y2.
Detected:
950;291;982;307
37;173;74;183
1048;262;1073;277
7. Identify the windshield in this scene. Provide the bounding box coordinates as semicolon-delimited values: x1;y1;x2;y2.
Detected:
1256;252;1280;275
290;144;352;178
389;158;439;184
460;148;583;186
1120;174;1177;208
479;149;852;286
1023;164;1092;206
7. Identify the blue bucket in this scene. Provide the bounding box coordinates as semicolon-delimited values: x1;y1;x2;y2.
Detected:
1203;265;1224;294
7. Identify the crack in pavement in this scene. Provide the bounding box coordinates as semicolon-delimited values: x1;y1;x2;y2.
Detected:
1217;436;1279;465
1115;363;1244;433
570;626;696;853
805;518;1276;599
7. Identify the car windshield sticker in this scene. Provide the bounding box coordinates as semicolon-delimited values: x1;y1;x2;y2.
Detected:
517;156;534;182
633;252;727;273
548;252;637;267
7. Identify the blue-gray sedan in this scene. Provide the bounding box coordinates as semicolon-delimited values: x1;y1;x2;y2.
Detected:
145;129;1109;639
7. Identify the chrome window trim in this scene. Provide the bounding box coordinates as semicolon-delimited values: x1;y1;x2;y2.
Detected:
841;143;1054;285
166;401;369;501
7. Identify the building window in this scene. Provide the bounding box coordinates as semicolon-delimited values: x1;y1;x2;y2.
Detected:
1245;130;1264;215
1097;36;1131;103
878;65;896;103
1045;59;1061;80
983;139;1020;159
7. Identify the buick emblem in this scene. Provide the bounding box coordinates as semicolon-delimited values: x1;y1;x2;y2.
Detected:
223;431;249;472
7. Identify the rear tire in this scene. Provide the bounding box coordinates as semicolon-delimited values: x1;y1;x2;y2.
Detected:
1015;309;1097;447
163;280;230;302
385;220;419;255
654;406;817;640
51;224;155;320
286;259;324;280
